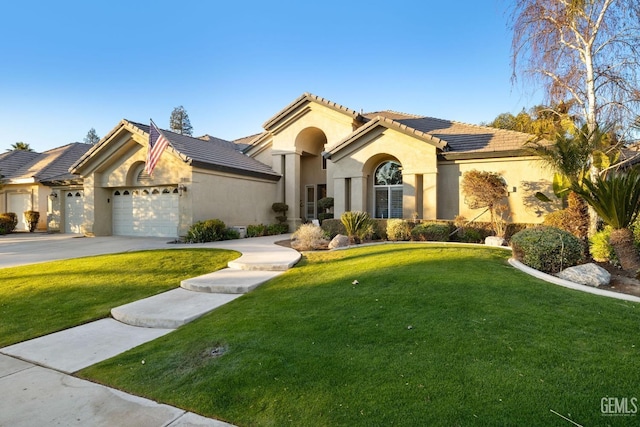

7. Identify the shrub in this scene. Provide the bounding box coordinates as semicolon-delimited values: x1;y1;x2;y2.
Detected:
411;222;451;242
272;203;288;224
321;219;345;239
24;210;40;232
459;228;483;243
386;219;411;241
589;226;616;263
223;228;241;240
267;223;289;235
185;219;227;243
291;224;328;251
0;213;17;234
510;226;585;274
341;211;373;244
370;219;387;241
247;224;267;238
542;192;589;241
317;213;334;224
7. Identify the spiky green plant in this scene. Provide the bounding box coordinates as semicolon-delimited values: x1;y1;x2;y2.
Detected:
573;169;640;273
340;211;372;244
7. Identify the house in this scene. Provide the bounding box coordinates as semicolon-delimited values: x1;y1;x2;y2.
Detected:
0;143;92;232
8;93;556;238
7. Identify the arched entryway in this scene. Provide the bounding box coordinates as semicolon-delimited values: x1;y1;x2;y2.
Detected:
374;160;403;218
296;127;328;221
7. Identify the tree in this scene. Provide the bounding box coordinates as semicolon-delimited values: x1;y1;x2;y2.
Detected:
572;169;640;273
169;106;193;136
510;0;640;141
7;142;33;152
461;170;509;236
83;128;100;145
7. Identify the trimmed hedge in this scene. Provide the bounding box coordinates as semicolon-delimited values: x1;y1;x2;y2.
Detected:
411;222;451;242
386;219;412;241
246;223;289;238
511;226;585;274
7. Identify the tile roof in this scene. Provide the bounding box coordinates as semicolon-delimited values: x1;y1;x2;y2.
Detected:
364;111;537;157
127;121;280;181
0;143;92;184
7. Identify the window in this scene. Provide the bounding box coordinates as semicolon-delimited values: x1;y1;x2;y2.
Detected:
374;161;403;218
305;185;315;220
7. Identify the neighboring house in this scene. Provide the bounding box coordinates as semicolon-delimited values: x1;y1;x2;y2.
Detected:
69;120;281;237
55;92;557;238
0;143;92;232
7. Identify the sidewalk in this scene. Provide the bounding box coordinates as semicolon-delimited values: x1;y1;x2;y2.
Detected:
0;234;300;426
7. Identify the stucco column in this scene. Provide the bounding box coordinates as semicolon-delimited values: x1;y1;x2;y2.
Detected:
272;153;286;203
423;172;437;219
333;177;346;217
402;173;417;218
350;176;366;212
283;152;301;228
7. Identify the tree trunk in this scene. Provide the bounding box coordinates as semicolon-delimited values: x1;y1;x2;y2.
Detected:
610;228;640;273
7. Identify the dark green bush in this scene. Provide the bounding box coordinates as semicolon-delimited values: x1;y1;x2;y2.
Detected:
267;223;289;235
24;211;39;232
185;219;227;243
411;222;451;241
317;213;334;224
511;226;585;274
223;228;241;240
458;228;483;243
247;224;267;238
321;219;346;239
0;213;17;234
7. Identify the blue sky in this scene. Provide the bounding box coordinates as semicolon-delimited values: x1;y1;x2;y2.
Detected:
0;0;541;152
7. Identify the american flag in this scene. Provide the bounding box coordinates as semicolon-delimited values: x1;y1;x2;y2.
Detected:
145;120;170;175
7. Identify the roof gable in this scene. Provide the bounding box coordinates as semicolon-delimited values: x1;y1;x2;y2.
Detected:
329;109;539;160
261;92;364;133
72;120;279;181
0;143;91;184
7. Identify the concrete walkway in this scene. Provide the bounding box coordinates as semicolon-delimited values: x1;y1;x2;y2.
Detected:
0;234;301;426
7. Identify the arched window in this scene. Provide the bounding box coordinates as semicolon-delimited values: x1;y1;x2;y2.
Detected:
374;161;403;218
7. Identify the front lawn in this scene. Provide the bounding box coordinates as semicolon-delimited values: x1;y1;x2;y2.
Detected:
0;249;239;347
79;244;640;426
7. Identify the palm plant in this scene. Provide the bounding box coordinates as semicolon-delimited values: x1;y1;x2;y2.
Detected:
7;142;33;152
572;169;640;273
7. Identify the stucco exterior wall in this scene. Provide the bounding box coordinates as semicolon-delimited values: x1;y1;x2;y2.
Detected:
191;169;278;227
331;128;439;219
437;156;560;224
1;184;49;231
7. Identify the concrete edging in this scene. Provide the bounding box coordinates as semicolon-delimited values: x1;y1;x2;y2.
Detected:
508;258;640;303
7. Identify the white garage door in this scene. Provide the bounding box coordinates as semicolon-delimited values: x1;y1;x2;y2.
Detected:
113;187;179;237
65;191;84;234
8;193;31;231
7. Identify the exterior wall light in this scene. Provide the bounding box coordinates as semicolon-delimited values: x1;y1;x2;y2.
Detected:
178;184;187;196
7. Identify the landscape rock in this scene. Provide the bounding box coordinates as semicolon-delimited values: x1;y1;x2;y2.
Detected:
329;234;350;249
485;236;506;247
555;263;611;287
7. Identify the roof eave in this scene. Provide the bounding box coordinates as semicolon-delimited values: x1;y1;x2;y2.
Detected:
439;149;533;161
191;160;281;182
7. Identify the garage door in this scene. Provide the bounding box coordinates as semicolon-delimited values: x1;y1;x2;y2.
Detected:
65;191;84;234
113;187;179;237
7;193;31;231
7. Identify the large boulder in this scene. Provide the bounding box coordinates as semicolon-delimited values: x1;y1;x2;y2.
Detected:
329;234;350;249
555;263;611;287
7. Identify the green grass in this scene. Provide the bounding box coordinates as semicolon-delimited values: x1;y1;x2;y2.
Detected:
0;249;239;347
78;244;640;426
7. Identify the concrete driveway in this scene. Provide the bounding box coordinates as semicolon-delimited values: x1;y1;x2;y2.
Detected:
0;233;181;268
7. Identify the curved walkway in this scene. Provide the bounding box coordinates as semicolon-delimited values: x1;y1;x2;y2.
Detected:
0;234;300;427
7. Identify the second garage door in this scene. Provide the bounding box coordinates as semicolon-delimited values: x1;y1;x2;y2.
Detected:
112;187;179;237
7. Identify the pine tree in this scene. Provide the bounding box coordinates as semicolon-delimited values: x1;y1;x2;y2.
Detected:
169;106;193;136
84;128;101;145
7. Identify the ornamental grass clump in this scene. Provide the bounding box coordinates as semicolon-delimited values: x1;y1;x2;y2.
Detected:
510;226;585;274
291;223;328;251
